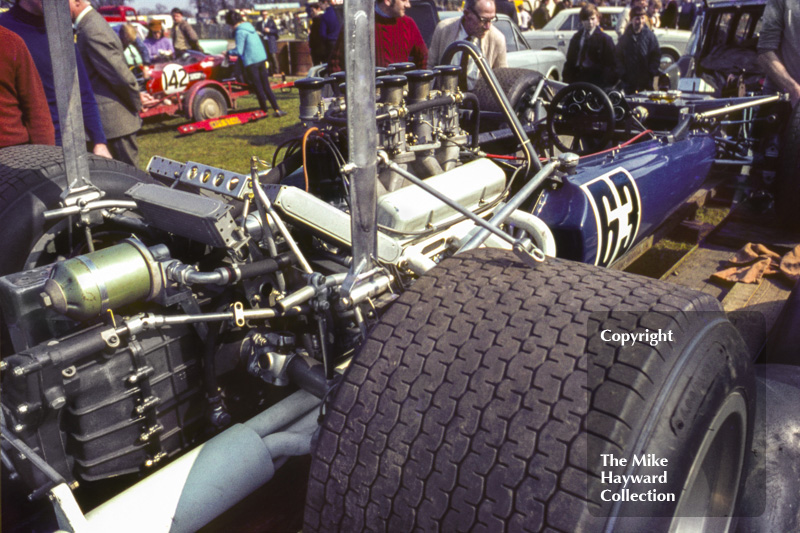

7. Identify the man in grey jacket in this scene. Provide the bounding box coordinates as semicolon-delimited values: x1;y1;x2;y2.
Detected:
70;0;142;167
429;0;507;88
758;0;800;107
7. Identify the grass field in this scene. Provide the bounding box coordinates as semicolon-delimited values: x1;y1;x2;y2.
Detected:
137;89;304;175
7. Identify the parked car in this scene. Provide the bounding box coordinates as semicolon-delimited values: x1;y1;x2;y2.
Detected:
495;14;565;80
522;6;690;70
665;0;767;96
98;4;138;23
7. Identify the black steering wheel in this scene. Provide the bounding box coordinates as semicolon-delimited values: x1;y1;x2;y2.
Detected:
546;82;616;156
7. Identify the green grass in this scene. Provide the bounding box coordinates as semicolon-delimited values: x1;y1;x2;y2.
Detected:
137;90;304;175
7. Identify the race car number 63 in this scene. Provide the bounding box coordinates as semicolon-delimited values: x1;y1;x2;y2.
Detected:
161;64;189;95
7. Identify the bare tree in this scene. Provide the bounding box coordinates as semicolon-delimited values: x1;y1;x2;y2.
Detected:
192;0;230;17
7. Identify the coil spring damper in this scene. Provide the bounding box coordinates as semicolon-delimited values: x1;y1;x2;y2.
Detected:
41;238;166;321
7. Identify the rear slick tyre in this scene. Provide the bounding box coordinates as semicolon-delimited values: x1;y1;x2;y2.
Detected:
472;67;545;115
303;249;754;533
0;144;155;275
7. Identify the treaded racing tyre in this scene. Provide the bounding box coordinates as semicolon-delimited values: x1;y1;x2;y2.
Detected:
304;249;754;532
775;102;800;231
192;87;228;121
471;67;545;115
0;144;155;275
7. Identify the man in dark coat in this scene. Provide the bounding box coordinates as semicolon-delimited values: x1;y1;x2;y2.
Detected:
494;0;519;25
616;5;660;93
318;0;341;63
677;0;696;30
532;0;554;29
563;4;617;87
257;11;281;75
70;0;142;167
307;3;326;65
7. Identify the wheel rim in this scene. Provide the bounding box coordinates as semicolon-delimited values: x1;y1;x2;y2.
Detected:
669;392;747;533
515;85;540;124
198;96;223;119
660;53;676;71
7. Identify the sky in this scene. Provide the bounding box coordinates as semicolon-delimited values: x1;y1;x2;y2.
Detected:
127;0;193;14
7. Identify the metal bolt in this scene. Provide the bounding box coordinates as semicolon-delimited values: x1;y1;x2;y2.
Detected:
40;292;52;307
109;336;118;344
69;481;80;490
49;397;66;410
62;366;77;379
557;152;580;170
13;424;24;433
0;360;7;372
13;367;25;377
16;404;29;415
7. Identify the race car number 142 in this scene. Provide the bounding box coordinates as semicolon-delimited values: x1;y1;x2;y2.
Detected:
161;64;189;95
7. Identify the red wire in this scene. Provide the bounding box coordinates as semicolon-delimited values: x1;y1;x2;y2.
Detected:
579;130;654;158
484;129;654;164
485;154;549;162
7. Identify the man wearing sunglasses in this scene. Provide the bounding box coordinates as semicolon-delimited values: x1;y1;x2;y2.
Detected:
429;0;508;87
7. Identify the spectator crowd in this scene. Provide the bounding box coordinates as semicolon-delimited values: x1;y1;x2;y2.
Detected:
0;3;293;161
1;0;797;164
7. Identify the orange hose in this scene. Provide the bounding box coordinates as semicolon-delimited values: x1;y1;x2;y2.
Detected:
301;127;319;192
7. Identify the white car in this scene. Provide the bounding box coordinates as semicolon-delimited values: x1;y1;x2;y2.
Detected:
522;7;690;70
493;14;566;80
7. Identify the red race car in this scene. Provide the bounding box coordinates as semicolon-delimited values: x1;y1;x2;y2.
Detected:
139;50;251;122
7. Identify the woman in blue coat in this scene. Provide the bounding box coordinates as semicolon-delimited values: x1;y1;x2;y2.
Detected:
226;10;286;117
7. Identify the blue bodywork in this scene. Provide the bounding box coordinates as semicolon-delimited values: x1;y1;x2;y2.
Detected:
532;133;717;266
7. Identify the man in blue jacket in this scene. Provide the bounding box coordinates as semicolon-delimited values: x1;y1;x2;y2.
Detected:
318;0;341;63
0;0;110;156
225;10;286;117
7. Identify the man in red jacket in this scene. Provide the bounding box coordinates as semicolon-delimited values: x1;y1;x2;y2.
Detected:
0;26;54;148
329;0;428;72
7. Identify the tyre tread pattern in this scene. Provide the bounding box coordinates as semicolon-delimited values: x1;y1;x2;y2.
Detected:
304;249;729;532
0;145;154;275
471;68;544;114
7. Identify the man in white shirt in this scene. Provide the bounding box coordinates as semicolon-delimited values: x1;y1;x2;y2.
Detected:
428;0;507;88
